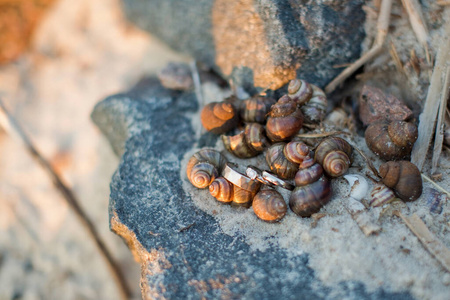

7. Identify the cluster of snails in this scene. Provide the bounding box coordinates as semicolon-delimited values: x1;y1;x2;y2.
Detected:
189;77;425;224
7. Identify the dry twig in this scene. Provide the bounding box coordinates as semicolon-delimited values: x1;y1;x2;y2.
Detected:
437;1;450;6
431;66;450;173
295;131;350;139
325;0;393;93
401;0;430;64
399;213;450;272
421;174;450;198
411;16;450;170
0;100;132;300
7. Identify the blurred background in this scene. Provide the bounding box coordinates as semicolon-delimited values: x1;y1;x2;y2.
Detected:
0;0;190;298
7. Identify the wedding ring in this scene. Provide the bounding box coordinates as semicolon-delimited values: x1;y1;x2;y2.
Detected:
246;165;275;187
222;162;261;192
262;171;295;191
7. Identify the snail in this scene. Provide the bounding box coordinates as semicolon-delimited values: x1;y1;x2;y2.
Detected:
239;96;276;123
265;141;311;179
289;157;332;217
252;189;287;222
186;149;227;189
365;120;418;160
209;177;255;207
200;101;239;134
222;123;270;158
379;161;422;201
265;95;304;142
157;62;193;90
209;177;233;203
288;79;328;123
314;137;352;178
369;183;396;207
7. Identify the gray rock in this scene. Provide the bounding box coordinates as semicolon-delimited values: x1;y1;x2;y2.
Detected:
120;0;365;92
92;78;413;299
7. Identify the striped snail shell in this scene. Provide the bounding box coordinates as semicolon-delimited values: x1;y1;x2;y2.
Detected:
200;101;239;134
314;137;352;178
253;189;287;222
289;157;332;217
365;120;418;161
265;141;311;179
369;183;396;207
239;96;276;123
209;177;233;203
301;85;328;123
379;161;422;201
221;123;270;158
266;95;304;142
287;79;313;105
186;149;227;189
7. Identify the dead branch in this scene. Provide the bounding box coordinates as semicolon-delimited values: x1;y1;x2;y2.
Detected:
401;0;430;64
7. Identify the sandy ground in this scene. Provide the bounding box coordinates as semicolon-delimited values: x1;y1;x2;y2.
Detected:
0;0;188;299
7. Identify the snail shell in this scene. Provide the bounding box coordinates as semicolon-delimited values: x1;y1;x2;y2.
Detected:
314;137;352;178
239;96;276;123
252;189;287;222
232;186;255;208
222;123;270;158
379;161;422;201
186;149;227;188
200;101;239;134
369;183;396;207
265;141;311;179
209;177;233;203
266;95;304;142
365;120;418;160
287;79;313;105
289;176;332;217
301;85;328;123
294;157;323;186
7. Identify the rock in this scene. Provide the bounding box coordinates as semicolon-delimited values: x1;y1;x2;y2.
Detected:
0;0;56;64
121;0;365;91
359;85;414;126
92;78;414;299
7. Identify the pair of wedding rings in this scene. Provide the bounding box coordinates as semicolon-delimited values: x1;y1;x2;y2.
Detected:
222;162;294;194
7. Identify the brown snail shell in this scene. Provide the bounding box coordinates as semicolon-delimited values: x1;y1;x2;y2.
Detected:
365;120;418;160
287;79;313;105
379;161;422;201
314;137;352;178
369;183;396;207
232;186;255;208
265;141;311;179
266;95;304;142
201;101;239;134
186;149;227;188
301;85;328;123
222;123;270;158
240;96;276;123
289;176;332;217
209;177;233;203
252;189;287;222
294;157;323;186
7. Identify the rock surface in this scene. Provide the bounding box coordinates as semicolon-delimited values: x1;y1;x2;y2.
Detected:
120;0;365;91
92;78;416;299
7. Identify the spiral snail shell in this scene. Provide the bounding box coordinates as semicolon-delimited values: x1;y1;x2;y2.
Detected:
287;79;313;105
369;183;396;207
266;95;304;142
209;177;233;203
200;101;239;134
265;141;311;179
288;79;328;123
365;120;418;161
252;189;287;222
379;161;422;201
222;123;270;158
186;149;227;189
314;137;352;178
289;157;332;217
239;96;276;123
